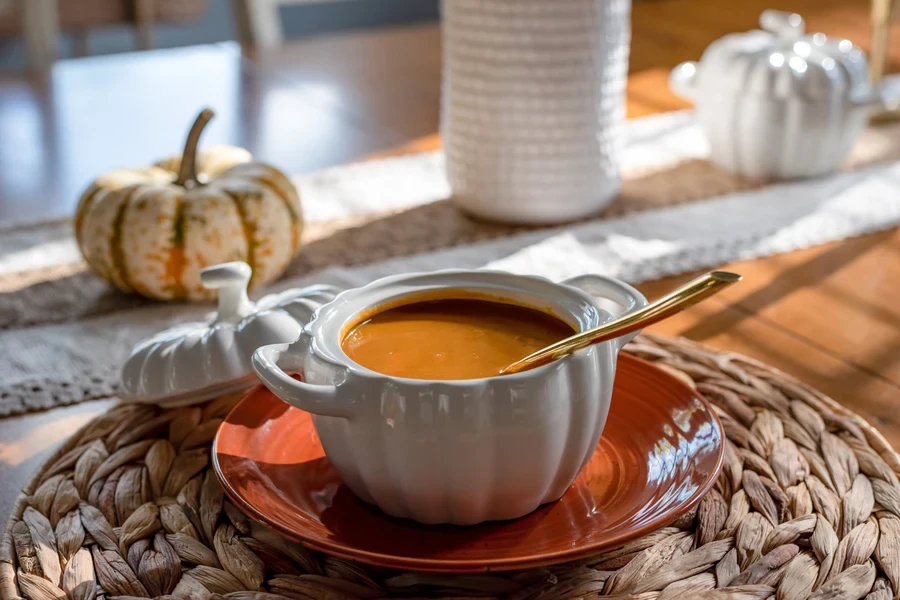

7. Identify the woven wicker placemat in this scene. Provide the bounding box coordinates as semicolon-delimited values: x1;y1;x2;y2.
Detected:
2;333;900;600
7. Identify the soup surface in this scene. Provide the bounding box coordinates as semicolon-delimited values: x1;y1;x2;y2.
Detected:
341;298;575;380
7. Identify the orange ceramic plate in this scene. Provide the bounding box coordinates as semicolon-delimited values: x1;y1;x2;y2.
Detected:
213;354;724;573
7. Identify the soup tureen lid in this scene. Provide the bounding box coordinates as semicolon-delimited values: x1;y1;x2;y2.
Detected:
119;261;339;407
682;9;872;101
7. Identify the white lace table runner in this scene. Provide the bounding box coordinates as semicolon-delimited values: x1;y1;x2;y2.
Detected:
0;112;709;275
1;110;899;415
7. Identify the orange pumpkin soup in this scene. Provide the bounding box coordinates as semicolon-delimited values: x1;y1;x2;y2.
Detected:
341;298;575;380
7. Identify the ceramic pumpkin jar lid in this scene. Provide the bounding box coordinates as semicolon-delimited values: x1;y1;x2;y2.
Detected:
683;10;870;101
119;261;340;407
74;108;304;301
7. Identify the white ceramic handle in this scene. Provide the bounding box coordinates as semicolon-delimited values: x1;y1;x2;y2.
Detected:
759;10;805;38
876;74;900;112
252;343;355;419
201;261;256;322
850;74;900;111
562;274;650;349
669;62;699;102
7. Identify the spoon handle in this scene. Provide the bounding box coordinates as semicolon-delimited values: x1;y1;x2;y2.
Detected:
501;271;742;374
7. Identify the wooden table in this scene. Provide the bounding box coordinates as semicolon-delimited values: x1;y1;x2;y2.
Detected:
1;0;900;521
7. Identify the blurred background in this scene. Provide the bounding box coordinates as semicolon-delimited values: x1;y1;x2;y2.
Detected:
0;0;439;70
0;0;896;226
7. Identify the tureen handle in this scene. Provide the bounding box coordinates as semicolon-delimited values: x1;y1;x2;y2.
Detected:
252;343;355;420
562;275;649;350
867;74;900;112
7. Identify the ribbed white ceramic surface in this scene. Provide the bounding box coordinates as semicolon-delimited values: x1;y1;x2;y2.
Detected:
441;0;631;225
119;262;339;406
696;11;869;101
669;10;900;180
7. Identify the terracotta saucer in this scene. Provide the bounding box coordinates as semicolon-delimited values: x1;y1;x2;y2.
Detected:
213;354;724;573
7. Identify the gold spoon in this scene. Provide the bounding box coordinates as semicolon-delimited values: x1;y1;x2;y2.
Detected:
500;271;742;375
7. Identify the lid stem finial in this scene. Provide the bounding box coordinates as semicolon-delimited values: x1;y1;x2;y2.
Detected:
760;10;805;39
201;262;256;322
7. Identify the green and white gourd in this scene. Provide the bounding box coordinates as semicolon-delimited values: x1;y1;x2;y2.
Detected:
74;108;303;300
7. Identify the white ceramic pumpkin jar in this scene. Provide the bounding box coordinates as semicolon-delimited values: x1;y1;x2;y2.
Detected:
669;10;900;180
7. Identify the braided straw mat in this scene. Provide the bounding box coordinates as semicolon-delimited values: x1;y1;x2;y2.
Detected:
3;334;900;600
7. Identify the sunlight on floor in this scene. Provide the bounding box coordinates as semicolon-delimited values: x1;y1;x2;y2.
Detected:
0;412;98;466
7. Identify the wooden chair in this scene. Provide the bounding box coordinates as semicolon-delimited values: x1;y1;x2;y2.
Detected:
232;0;355;48
15;0;59;68
6;0;206;69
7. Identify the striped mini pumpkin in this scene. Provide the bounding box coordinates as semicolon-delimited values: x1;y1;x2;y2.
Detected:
74;109;303;300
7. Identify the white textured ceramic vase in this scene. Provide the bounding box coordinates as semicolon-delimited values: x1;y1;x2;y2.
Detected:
441;0;631;225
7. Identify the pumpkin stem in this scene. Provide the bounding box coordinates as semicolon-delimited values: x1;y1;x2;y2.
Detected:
175;108;215;187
